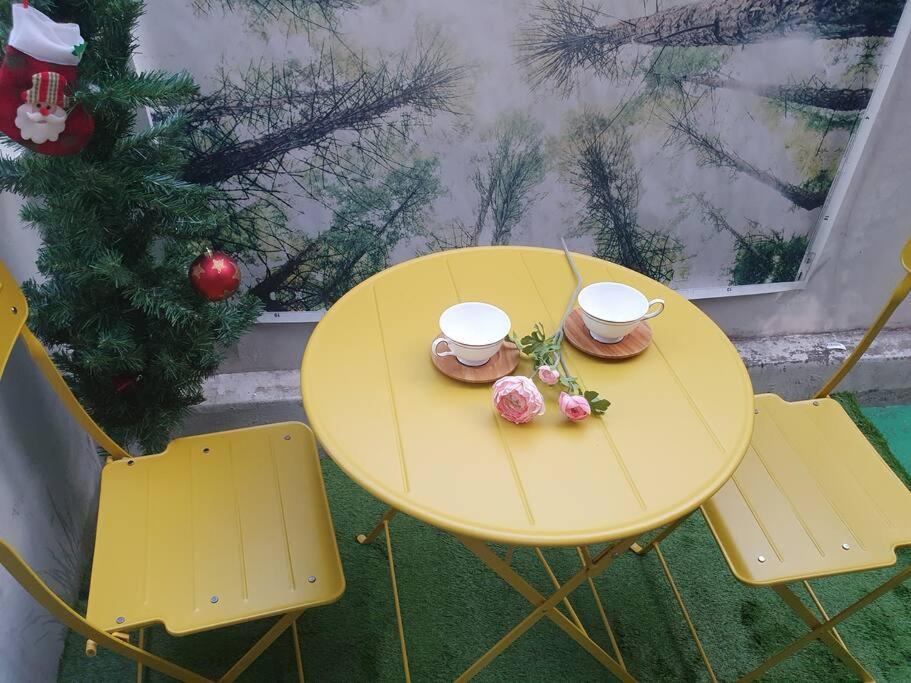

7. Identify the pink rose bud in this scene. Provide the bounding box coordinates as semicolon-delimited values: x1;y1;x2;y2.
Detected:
492;375;546;424
537;365;560;385
558;391;591;422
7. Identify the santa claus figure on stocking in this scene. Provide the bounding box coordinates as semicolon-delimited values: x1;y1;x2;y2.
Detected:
16;71;69;144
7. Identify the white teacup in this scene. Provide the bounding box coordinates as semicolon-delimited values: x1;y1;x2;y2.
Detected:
431;302;511;367
578;282;664;343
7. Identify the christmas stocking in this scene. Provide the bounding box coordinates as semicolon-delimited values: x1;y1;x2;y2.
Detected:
0;3;93;155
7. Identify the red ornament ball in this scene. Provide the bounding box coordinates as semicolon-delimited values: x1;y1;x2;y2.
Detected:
189;250;241;301
112;372;140;394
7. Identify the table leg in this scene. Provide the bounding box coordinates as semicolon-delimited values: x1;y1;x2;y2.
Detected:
503;545;515;565
384;520;412;683
652;543;717;683
576;547;625;669
356;508;411;680
630;513;690;556
628;512;717;682
534;547;588;635
456;535;637;682
356;507;398;545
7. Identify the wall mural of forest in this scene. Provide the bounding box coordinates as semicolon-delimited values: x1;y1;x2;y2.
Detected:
139;0;906;310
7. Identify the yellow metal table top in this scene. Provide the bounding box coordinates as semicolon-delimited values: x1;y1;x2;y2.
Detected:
301;247;754;546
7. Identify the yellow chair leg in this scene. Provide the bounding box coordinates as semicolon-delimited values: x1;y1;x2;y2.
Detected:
769;584;873;682
739;565;911;682
802;581;849;651
0;542;212;683
291;619;305;683
218;610;303;683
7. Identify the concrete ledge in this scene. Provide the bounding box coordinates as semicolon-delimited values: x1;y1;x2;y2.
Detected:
179;370;304;436
185;327;911;435
735;327;911;400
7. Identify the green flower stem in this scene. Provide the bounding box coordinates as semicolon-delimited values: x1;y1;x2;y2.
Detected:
554;237;583;378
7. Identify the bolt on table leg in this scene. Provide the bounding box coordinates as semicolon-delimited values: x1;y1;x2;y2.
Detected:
631;513;689;556
356;507;398;545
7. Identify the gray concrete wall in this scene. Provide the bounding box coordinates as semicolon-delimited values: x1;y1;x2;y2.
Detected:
697;24;911;337
0;193;101;683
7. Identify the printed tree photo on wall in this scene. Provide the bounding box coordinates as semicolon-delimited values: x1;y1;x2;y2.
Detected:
137;0;906;310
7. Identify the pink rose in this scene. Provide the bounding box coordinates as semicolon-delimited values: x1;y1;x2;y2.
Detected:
537;365;560;386
558;391;591;422
492;376;545;424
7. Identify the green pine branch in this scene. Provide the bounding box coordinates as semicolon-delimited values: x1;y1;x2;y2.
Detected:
77;70;199;110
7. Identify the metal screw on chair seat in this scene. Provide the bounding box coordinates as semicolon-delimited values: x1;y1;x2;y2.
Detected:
210;595;219;604
758;555;766;563
202;447;210;454
842;543;851;550
127;460;135;466
10;306;17;314
115;616;125;624
284;435;292;441
754;409;759;414
812;401;820;406
307;576;317;583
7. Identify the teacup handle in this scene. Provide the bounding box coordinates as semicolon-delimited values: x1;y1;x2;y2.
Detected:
642;298;665;320
431;337;456;358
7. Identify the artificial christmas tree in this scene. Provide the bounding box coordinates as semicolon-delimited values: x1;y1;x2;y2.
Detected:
0;0;262;452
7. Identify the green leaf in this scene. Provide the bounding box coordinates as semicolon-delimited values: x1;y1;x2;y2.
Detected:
584;390;598;401
590;398;611;414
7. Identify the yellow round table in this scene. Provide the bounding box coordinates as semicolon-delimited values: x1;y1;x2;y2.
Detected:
300;246;754;681
302;246;753;545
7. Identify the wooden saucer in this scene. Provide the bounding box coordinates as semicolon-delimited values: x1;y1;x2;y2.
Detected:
564;309;652;359
431;338;520;383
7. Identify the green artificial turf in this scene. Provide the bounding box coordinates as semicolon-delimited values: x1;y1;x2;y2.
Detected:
57;401;911;682
860;404;911;486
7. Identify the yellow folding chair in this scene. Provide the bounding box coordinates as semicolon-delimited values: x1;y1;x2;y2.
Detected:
636;238;911;682
0;261;345;683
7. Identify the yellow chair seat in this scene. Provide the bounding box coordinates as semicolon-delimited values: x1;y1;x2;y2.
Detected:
703;394;911;586
86;422;344;636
